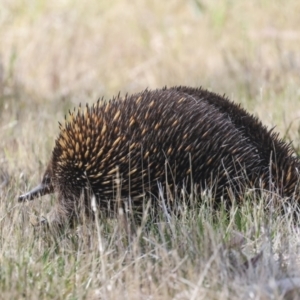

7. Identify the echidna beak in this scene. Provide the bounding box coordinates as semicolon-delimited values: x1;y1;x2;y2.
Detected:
18;183;53;202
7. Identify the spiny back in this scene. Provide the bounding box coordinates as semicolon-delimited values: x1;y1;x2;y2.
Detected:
48;87;300;204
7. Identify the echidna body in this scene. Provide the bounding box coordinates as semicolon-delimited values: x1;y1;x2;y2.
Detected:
19;86;300;226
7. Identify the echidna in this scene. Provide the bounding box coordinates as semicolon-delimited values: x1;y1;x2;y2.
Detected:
18;86;300;227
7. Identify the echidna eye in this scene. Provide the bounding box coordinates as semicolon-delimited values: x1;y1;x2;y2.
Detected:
42;173;52;184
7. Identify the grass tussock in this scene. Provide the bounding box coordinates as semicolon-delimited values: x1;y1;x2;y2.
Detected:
0;0;300;299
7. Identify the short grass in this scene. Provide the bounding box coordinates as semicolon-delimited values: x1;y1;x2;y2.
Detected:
1;0;300;299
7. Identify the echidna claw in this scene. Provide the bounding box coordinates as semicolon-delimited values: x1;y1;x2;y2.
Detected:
29;215;48;227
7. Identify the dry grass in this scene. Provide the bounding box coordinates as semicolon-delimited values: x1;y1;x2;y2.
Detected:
1;0;300;299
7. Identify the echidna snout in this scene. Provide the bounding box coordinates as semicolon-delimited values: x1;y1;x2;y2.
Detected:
18;86;300;228
19;172;53;201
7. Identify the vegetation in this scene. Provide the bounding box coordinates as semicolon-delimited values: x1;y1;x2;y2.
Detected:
0;0;300;298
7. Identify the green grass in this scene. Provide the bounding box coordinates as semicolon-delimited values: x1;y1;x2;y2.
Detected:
1;0;300;299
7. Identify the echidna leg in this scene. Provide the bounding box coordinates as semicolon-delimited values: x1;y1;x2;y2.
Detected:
37;195;78;231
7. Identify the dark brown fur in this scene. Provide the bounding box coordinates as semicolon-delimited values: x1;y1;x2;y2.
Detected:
19;86;300;227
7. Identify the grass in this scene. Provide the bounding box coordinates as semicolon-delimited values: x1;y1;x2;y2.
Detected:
2;188;300;299
1;0;300;299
